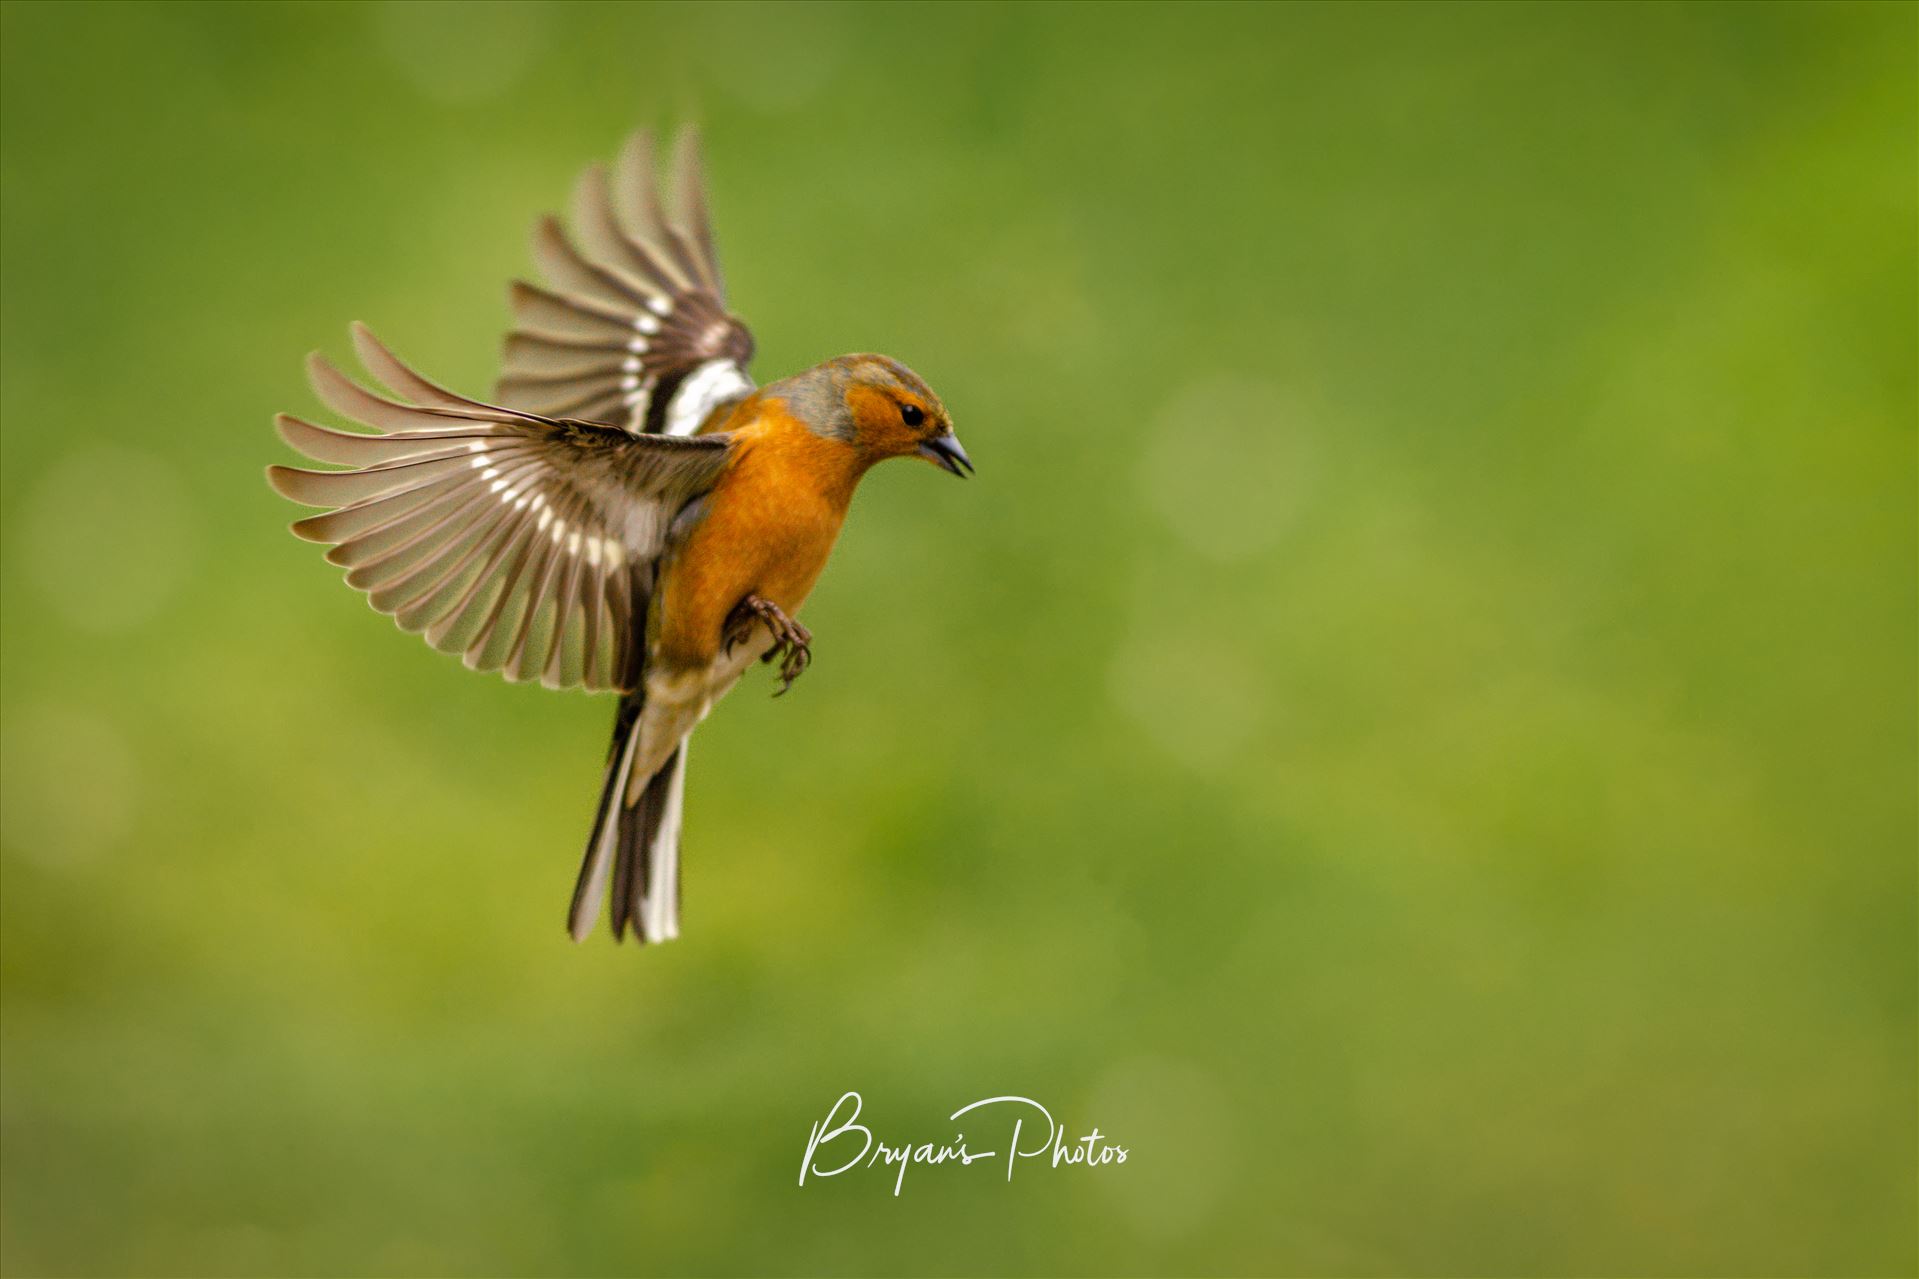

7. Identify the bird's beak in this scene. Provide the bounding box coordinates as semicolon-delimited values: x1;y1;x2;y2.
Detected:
917;433;973;478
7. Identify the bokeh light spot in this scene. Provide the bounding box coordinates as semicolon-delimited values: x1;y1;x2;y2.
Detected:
1141;375;1316;562
0;702;138;870
1087;1056;1237;1240
1108;609;1265;770
372;1;549;104
18;446;192;633
707;5;847;114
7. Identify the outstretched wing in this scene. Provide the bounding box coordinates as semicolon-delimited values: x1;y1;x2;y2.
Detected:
269;324;734;693
496;127;756;437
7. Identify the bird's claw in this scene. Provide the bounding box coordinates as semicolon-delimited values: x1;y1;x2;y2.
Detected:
725;594;812;695
770;639;810;696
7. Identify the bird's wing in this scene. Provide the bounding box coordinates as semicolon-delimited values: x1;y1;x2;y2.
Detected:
269;325;734;694
495;127;757;438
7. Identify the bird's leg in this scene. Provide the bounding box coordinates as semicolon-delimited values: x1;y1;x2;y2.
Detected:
723;594;812;696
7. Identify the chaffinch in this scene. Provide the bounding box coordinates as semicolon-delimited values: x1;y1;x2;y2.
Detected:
268;128;970;947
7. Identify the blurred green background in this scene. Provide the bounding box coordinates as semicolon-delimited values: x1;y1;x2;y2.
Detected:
2;2;1913;1275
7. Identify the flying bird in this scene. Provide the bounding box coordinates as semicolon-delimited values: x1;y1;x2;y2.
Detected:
268;128;970;946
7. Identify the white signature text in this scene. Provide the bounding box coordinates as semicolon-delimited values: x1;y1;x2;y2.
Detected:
799;1091;1129;1196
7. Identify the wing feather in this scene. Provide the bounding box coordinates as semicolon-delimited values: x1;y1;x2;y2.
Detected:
572;164;681;296
350;323;474;410
502;332;626;380
672;128;723;296
614;131;699;291
271;327;733;692
507;280;636;343
531;215;654;313
496;127;755;436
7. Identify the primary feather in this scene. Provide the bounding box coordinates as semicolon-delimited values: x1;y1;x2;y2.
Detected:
496;127;755;439
269;324;734;693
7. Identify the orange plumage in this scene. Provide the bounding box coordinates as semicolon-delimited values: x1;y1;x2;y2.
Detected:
652;401;858;670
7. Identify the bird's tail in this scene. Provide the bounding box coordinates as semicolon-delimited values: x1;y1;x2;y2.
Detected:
567;695;688;944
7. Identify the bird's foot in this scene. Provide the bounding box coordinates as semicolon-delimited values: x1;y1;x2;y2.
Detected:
724;594;812;696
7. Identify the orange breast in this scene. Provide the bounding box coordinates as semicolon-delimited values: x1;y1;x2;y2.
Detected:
650;403;865;670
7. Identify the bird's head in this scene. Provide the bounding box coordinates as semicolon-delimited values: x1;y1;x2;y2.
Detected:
781;354;971;477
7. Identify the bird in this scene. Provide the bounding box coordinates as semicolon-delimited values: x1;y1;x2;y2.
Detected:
267;127;970;947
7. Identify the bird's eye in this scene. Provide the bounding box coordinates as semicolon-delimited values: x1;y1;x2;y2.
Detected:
900;403;924;427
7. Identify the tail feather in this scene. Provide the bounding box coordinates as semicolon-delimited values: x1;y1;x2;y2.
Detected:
567;698;641;942
608;790;638;941
636;743;687;941
567;695;688;944
616;743;682;942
